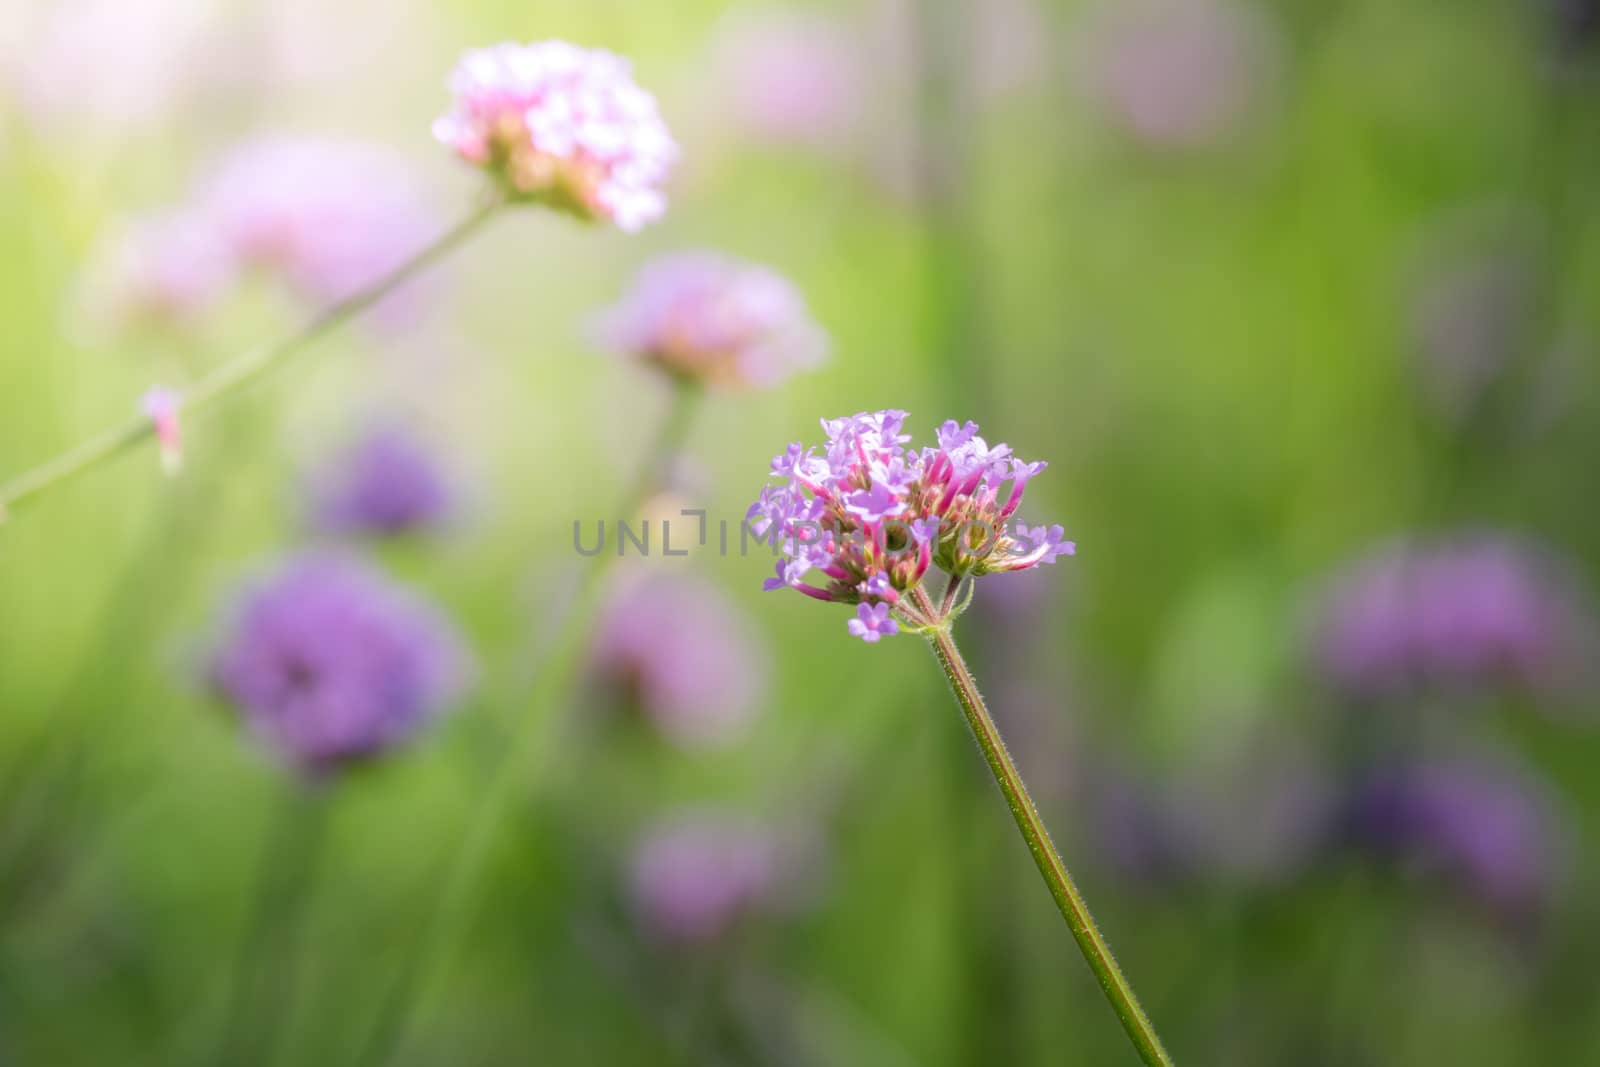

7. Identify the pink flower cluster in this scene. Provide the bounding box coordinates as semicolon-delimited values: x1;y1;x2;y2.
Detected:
748;411;1074;642
595;251;827;389
433;41;677;231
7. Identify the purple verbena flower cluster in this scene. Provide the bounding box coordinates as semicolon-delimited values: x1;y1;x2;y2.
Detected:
747;411;1074;641
434;41;678;231
209;554;470;776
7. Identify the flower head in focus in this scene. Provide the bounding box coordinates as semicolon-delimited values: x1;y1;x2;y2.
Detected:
306;425;457;539
434;41;677;230
595;251;827;388
591;572;767;749
747;411;1073;642
199;136;442;319
208;554;470;776
629;811;782;946
1313;535;1597;704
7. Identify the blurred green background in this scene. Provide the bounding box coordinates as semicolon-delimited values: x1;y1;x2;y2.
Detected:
2;0;1600;1063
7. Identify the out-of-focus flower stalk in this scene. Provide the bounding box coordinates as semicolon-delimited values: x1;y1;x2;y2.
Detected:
907;582;1176;1067
356;380;703;1066
215;781;331;1067
0;195;502;524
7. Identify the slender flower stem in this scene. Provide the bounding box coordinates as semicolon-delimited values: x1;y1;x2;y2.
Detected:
909;586;1175;1067
0;196;503;524
357;381;702;1066
938;573;964;617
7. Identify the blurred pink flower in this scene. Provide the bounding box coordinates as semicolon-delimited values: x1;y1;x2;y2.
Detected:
1076;0;1278;150
595;251;827;389
690;1;1049;201
199;136;443;320
79;210;235;332
870;0;1054;100
9;0;212;139
592;572;768;750
711;10;863;149
434;41;677;231
629;811;781;946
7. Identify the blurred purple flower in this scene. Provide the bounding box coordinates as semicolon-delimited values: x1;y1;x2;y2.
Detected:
199;136;442;321
629;811;781;946
1091;768;1191;886
1314;535;1597;704
595;251;828;389
434;41;677;231
1091;736;1338;890
209;554;470;776
307;425;457;539
78;210;236;333
591;573;767;749
1075;0;1278;151
1342;758;1565;923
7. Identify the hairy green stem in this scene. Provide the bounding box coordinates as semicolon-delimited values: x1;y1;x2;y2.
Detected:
0;196;502;523
910;587;1175;1067
357;381;702;1066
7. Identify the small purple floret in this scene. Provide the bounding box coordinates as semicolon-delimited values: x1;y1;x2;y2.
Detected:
847;602;899;643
